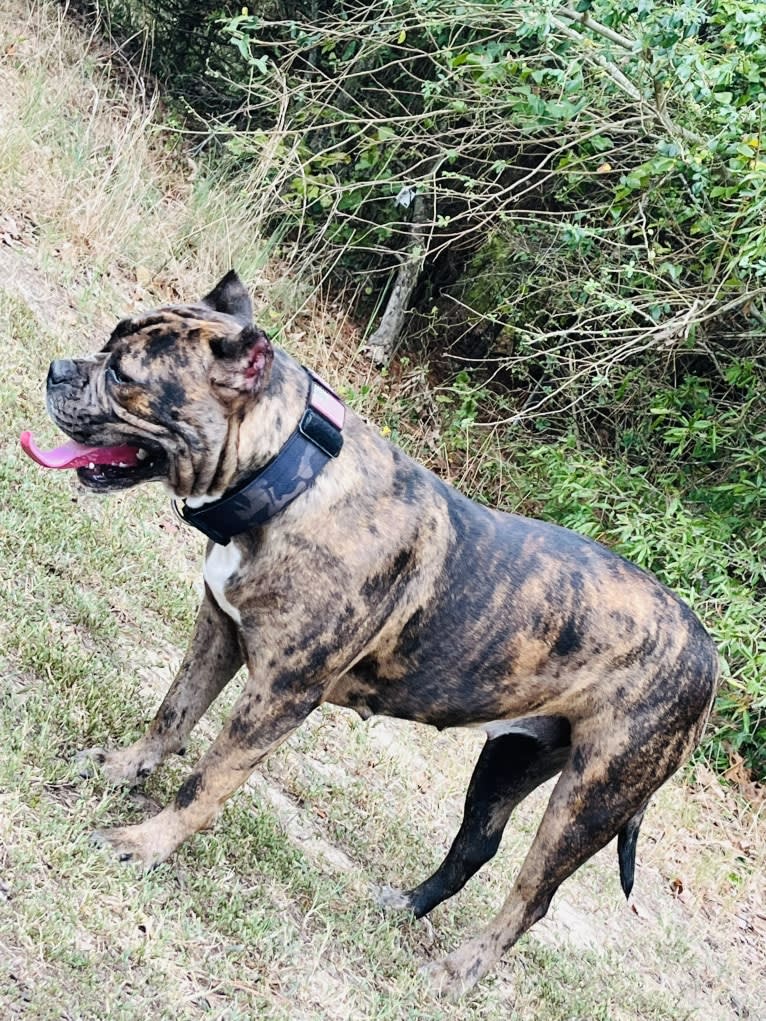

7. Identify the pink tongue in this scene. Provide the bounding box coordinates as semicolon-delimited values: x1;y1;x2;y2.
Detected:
20;431;141;469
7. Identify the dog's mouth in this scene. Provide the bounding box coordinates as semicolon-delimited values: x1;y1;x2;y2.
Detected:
20;432;166;491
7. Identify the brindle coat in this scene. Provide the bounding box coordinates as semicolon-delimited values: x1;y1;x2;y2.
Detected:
43;273;719;996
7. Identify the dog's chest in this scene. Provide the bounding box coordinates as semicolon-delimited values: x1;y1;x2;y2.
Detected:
204;543;242;625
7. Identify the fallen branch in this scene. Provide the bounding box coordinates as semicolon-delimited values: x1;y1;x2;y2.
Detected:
365;186;431;364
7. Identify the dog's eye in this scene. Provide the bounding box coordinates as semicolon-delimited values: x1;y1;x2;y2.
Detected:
106;362;132;386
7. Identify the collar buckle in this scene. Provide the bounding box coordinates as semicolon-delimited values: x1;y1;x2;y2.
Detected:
302;371;347;459
298;406;343;459
300;371;345;458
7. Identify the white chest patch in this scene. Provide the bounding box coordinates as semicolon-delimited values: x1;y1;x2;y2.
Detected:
203;543;242;625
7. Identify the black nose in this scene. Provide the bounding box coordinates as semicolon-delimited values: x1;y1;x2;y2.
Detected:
47;359;79;386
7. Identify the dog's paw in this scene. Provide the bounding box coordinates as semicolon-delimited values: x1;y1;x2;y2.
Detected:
375;884;415;912
419;939;493;999
419;957;474;1000
75;747;107;779
91;822;173;871
75;745;155;786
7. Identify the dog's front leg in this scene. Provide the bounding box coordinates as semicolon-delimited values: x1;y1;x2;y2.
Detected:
92;675;323;868
78;591;243;785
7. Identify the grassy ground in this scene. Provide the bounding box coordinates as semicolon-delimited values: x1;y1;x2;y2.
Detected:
1;4;764;1019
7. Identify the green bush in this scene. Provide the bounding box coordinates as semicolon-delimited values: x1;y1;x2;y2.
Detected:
91;2;766;365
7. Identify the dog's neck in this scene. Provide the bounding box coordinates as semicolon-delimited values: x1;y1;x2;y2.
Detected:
186;351;307;505
179;354;345;544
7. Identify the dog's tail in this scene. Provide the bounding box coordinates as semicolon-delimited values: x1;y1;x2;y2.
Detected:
617;803;648;899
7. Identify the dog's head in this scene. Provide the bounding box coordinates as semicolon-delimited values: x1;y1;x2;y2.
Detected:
40;272;273;496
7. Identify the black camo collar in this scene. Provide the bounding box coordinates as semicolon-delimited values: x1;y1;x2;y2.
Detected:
176;369;345;545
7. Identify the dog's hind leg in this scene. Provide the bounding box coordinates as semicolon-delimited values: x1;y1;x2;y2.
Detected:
78;592;242;785
378;716;571;919
422;709;702;998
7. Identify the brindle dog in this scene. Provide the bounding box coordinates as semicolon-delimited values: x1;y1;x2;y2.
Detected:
38;272;718;996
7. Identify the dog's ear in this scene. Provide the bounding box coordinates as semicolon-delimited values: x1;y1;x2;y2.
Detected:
209;326;273;395
201;270;253;327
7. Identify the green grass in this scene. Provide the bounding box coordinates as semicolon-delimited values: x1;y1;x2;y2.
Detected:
0;3;763;1020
